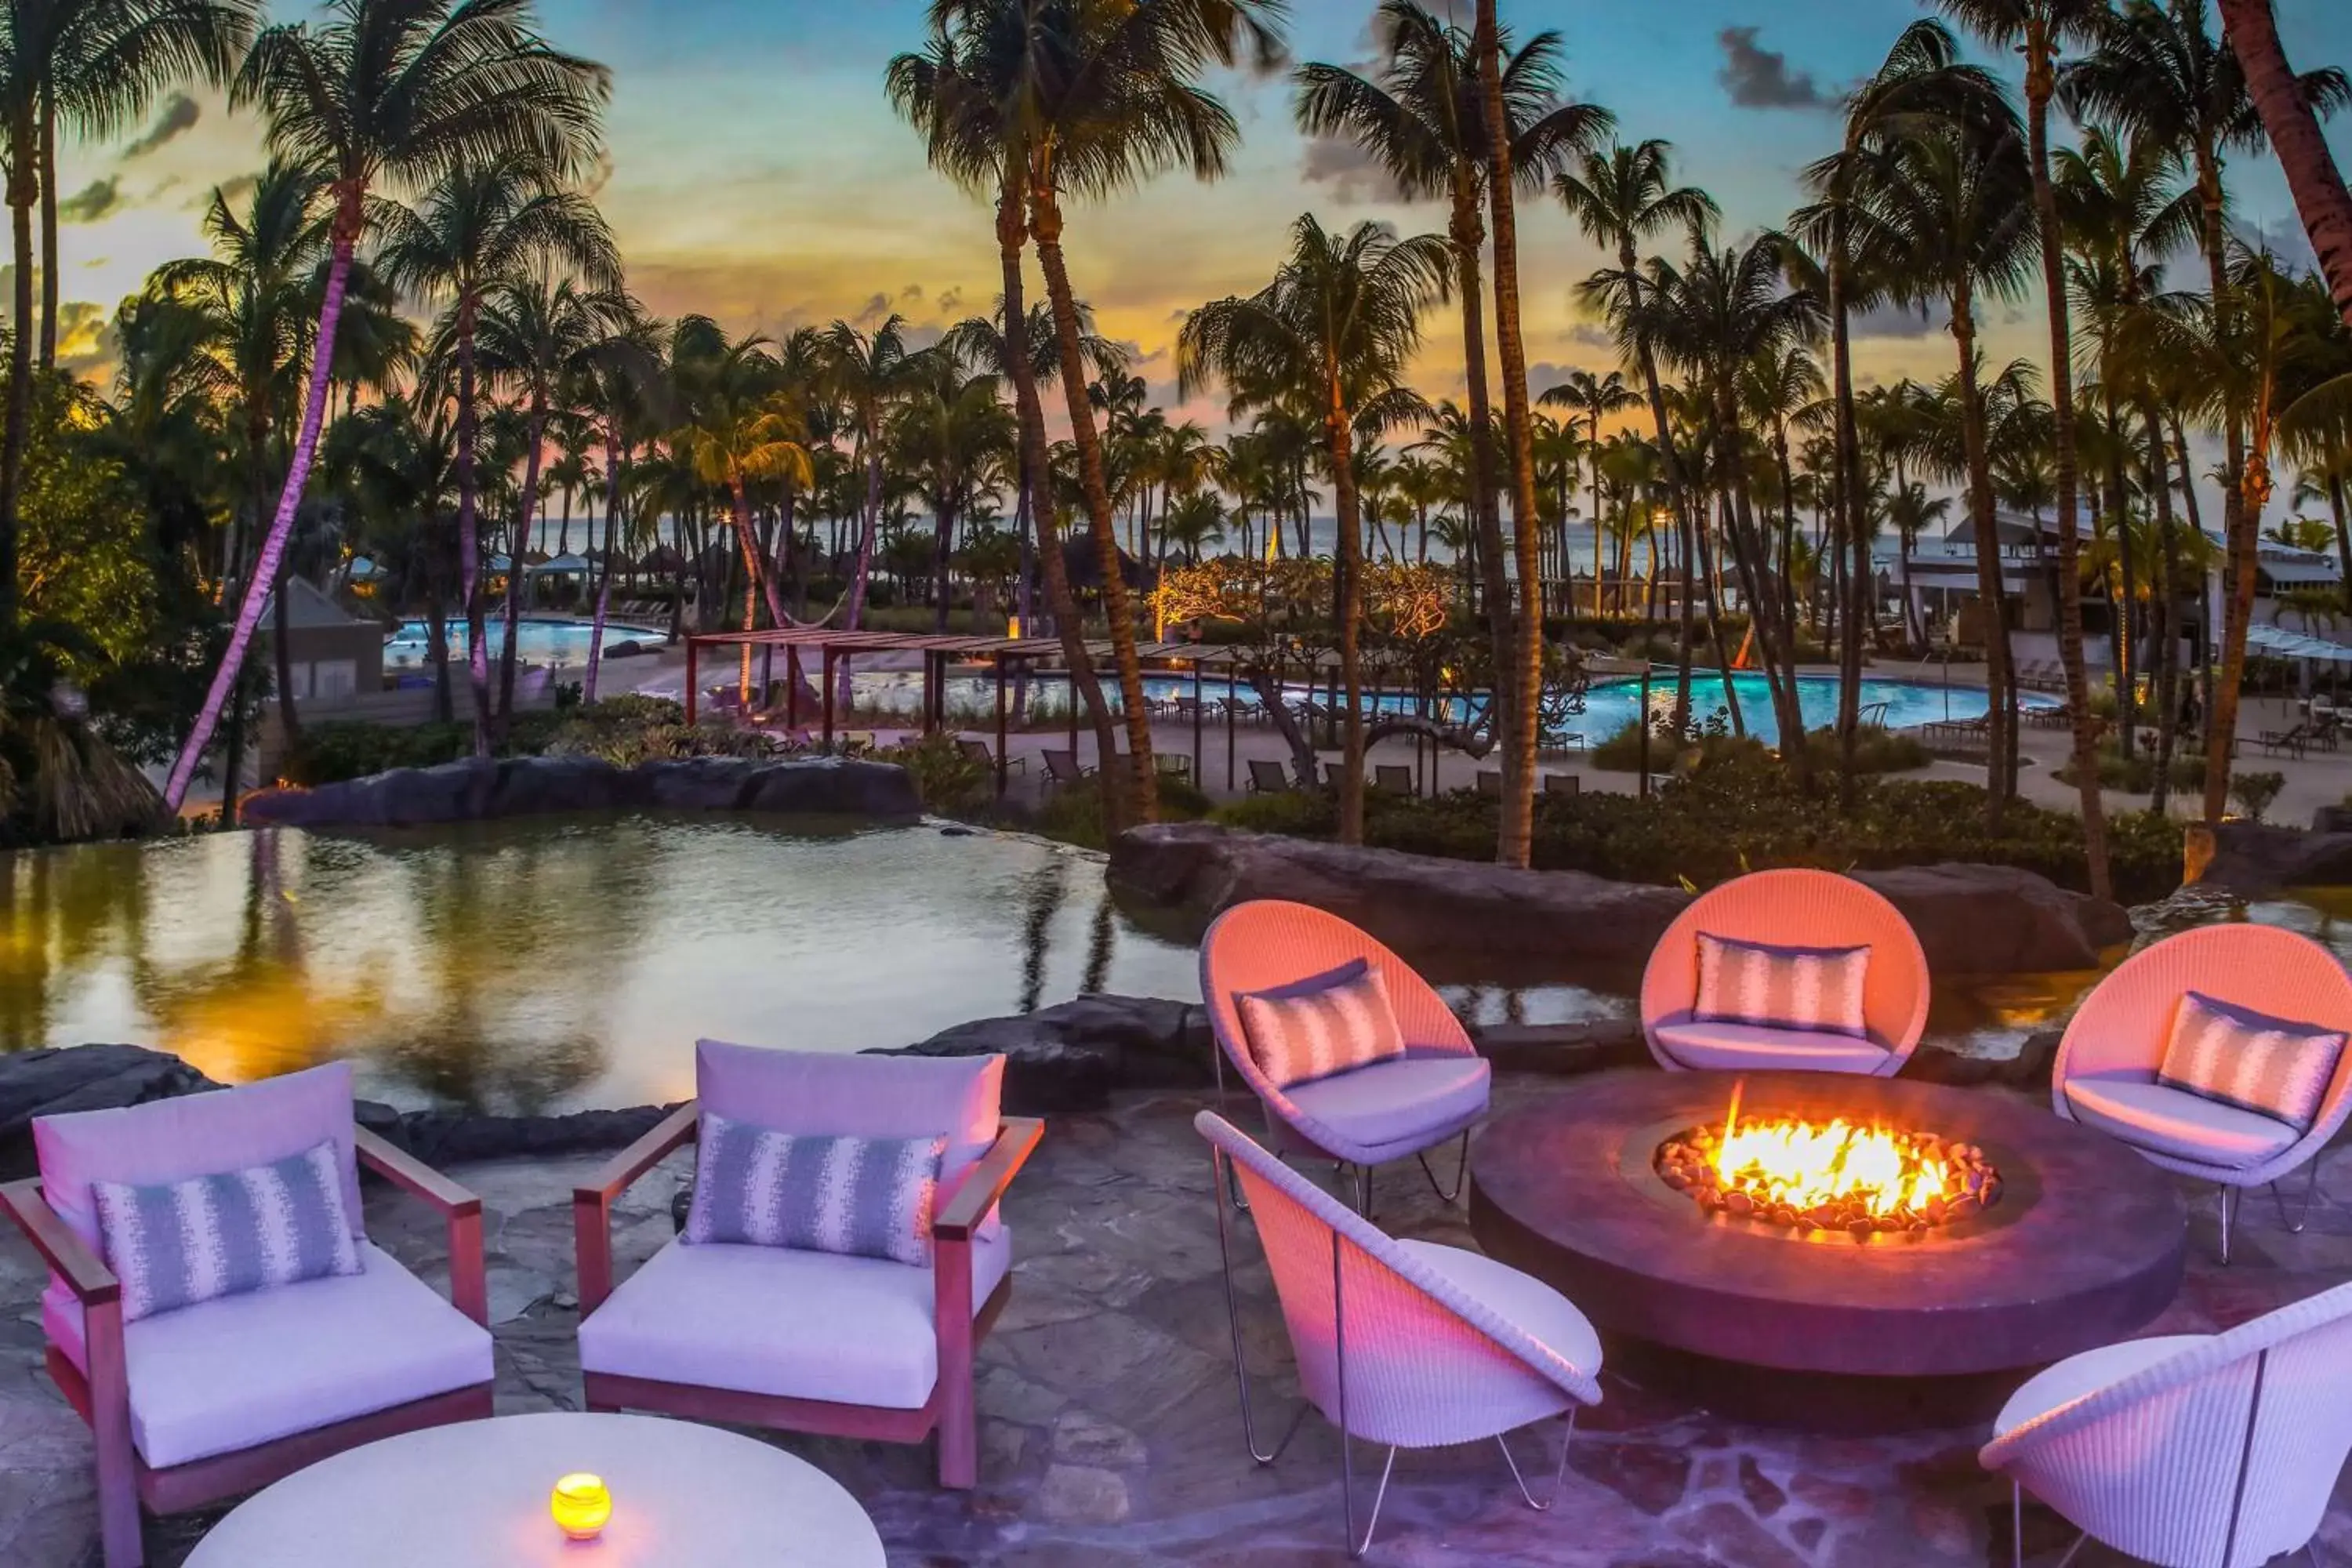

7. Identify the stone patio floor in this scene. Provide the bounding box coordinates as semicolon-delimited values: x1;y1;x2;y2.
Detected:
5;1073;2352;1566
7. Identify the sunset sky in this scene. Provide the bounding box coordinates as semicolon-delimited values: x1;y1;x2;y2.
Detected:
45;0;2352;440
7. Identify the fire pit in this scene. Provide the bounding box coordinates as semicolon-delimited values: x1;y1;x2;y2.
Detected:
1653;1087;2001;1236
1469;1069;2187;1429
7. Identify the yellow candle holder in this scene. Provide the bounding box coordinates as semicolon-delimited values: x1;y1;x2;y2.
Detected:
550;1472;612;1541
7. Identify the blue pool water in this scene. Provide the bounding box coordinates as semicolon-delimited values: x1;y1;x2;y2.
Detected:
388;617;663;670
848;668;2038;743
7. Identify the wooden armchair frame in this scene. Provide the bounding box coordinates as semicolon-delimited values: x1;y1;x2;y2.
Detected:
572;1102;1043;1489
0;1129;492;1568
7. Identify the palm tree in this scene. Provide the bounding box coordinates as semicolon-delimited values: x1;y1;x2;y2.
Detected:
817;315;920;644
1559;138;1719;728
2215;0;2352;329
2062;0;2349;827
891;352;1017;630
0;0;258;641
1008;0;1287;827
1742;343;1828;657
1936;0;2116;898
165;0;610;811
1639;230;1821;775
1537;367;1639;611
1181;215;1448;844
672;328;815;702
1865;66;2039;826
1296;0;1610;857
376;160;618;750
574;303;664;701
475;272;632;727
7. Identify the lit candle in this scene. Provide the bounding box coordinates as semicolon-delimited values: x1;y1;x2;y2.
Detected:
550;1472;612;1541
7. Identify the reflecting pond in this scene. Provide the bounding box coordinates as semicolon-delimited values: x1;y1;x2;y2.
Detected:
2;816;2339;1114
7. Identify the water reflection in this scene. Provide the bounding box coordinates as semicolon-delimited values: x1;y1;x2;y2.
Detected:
3;815;2332;1112
0;820;1200;1114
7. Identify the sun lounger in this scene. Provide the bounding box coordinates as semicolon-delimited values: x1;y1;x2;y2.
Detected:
1246;758;1290;793
1475;768;1502;798
1543;773;1581;797
959;738;1023;774
1373;764;1414;795
1043;748;1092;786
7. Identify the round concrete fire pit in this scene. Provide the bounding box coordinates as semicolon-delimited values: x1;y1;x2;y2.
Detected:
1468;1069;2187;1428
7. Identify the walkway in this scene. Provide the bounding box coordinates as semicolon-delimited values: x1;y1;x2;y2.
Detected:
4;1075;2346;1566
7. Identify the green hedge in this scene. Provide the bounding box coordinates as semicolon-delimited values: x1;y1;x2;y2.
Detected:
1213;757;2181;902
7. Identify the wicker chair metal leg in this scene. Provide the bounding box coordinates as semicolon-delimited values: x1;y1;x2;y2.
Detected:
1416;1129;1472;1205
1497;1409;1577;1511
2273;1163;2320;1234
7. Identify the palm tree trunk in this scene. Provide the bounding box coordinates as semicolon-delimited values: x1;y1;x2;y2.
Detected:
271;561;299;740
0;103;33;637
1449;187;1516;746
2024;50;2111;894
2218;0;2352;328
1032;183;1155;826
2145;405;2182;814
498;394;554;734
998;182;1117;779
2198;149;2253;826
729;477;763;700
1327;397;1367;845
1477;0;1543;870
455;298;492;754
2104;388;2136;764
1715;388;1805;775
1952;292;2014;827
584;429;624;704
165;199;360;811
37;89;56;371
1828;213;1867;808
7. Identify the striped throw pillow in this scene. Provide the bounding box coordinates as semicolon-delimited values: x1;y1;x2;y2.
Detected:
1236;961;1406;1090
92;1139;364;1324
1694;933;1873;1038
2158;992;2347;1133
684;1114;946;1267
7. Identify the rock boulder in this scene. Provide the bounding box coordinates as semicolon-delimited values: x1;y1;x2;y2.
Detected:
872;994;1215;1115
1108;823;2133;979
0;1045;221;1178
241;755;922;829
2198;821;2352;898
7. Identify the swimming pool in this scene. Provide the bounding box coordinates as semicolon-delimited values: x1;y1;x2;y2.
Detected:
848;668;2045;744
387;617;664;670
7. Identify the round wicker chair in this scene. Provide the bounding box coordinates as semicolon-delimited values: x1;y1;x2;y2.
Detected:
1981;1278;2352;1568
1200;900;1486;1212
1639;868;1931;1076
2052;924;2352;1262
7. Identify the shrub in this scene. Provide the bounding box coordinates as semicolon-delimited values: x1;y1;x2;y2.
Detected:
281;720;471;784
2053;742;2205;795
1030;771;1215;849
2231;770;2285;824
877;732;991;815
1591;720;1926;778
1210;753;2181;902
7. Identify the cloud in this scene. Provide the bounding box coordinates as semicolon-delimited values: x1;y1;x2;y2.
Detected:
2231;213;2318;274
1300;135;1407;206
1852;299;1942;339
189;172;260;212
1716;27;1831;110
935;286;964;315
1567;323;1618;351
122;93;199;158
57;302;114;376
852;290;893;322
58;179;123;224
578;149;615;201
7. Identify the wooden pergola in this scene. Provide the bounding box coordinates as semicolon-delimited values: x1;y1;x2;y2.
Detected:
683;627;1297;797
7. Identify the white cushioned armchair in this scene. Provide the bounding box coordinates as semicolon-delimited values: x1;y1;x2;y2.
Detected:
4;1063;493;1568
573;1043;1041;1488
2053;924;2352;1263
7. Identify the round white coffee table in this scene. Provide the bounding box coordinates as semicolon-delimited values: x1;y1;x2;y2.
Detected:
185;1412;885;1566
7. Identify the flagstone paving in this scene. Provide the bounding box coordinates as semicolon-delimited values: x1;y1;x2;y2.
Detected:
5;1075;2351;1566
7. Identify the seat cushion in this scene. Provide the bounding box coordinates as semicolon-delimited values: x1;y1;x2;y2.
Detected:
2065;1076;2301;1171
579;1229;1013;1411
1653;1018;1892;1075
45;1243;491;1470
1284;1054;1491;1155
1993;1334;2208;1438
1396;1240;1603;1377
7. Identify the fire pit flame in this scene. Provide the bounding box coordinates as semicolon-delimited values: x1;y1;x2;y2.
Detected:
1655;1083;2002;1236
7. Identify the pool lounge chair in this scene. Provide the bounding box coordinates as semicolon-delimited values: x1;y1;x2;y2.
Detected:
2258;723;2312;758
1373;764;1413;796
1247;759;1292;794
1041;749;1094;787
1476;769;1502;798
1197;1112;1602;1559
1640;868;1930;1077
2051;924;2352;1263
1542;774;1581;798
958;738;1023;775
